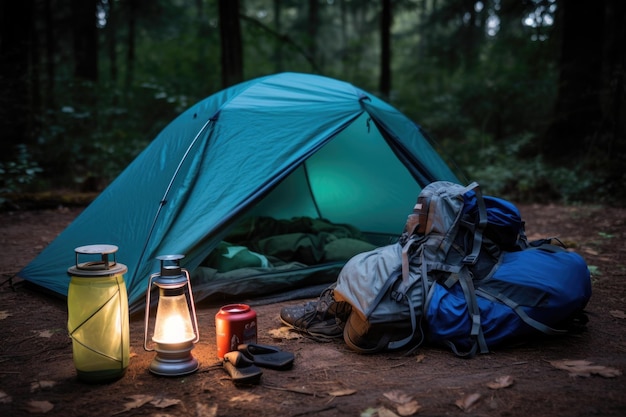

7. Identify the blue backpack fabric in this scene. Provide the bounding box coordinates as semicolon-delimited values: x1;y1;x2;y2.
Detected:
334;180;592;357
425;245;592;354
422;185;591;356
462;192;527;251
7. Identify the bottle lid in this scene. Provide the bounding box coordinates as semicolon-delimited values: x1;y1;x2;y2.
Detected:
219;304;251;314
68;244;127;277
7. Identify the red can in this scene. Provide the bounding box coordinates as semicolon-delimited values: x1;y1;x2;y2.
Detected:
215;304;257;359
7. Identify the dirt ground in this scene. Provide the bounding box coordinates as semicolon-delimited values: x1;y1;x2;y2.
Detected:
0;203;625;417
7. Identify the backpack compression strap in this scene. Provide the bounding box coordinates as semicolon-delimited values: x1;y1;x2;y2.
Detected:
461;182;488;265
474;288;567;336
438;182;490;357
443;268;490;357
474;243;571;336
386;237;428;351
458;183;489;356
344;238;427;354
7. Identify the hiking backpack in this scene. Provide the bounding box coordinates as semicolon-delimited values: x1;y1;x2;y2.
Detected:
333;181;591;356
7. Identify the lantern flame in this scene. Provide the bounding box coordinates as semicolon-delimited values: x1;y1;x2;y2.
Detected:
152;294;195;344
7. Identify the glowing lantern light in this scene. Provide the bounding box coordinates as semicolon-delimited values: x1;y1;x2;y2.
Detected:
144;255;199;376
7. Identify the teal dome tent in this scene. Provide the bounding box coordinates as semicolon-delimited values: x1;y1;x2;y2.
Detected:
19;73;460;312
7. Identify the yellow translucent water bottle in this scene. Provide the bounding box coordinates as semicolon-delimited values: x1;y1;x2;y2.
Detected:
67;244;129;383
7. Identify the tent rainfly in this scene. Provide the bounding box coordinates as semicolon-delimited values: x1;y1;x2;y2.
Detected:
18;72;460;312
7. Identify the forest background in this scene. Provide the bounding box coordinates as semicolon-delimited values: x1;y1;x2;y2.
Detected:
1;0;625;208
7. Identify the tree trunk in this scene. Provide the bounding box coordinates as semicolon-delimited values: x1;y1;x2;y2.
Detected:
30;4;41;118
44;0;56;108
307;0;319;71
72;0;98;81
125;0;137;91
542;1;604;162
0;0;34;162
108;0;118;83
219;0;243;88
339;0;348;71
602;0;626;180
273;0;284;73
379;0;392;100
461;0;478;68
196;0;209;87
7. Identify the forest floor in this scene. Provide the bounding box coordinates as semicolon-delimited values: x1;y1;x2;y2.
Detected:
0;202;625;417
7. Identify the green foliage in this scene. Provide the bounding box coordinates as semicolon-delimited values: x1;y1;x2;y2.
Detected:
33;80;184;191
587;265;601;278
7;0;621;205
390;0;607;205
440;131;604;204
0;145;43;199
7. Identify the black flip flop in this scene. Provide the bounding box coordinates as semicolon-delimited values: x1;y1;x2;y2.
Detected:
222;351;263;384
237;343;295;370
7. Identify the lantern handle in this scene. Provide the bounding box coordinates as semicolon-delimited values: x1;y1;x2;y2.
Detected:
184;269;200;344
143;272;159;352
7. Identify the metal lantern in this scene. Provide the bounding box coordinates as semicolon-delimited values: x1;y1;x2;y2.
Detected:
144;255;199;376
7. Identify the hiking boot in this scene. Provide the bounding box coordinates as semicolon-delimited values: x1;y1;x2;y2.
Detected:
280;285;351;340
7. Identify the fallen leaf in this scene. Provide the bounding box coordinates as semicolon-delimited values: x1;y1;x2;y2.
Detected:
397;400;422;416
0;311;11;320
377;406;401;417
24;400;54;413
383;390;413;404
550;360;622;378
279;384;318;395
30;380;57;392
150;397;181;408
382;390;421;416
329;388;357;397
0;390;12;404
360;407;379;417
455;392;482;411
268;326;303;340
113;395;154;414
34;330;54;338
196;402;218;417
486;375;514;389
230;393;261;402
587;265;601;276
610;310;626;319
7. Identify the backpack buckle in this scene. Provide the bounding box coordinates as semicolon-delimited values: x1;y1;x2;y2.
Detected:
463;254;478;265
390;290;405;302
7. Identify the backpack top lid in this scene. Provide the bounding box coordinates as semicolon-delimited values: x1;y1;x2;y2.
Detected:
417;181;471;237
463;192;526;251
408;181;479;259
413;181;525;249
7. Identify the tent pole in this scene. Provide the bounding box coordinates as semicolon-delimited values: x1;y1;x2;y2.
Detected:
134;116;216;283
301;162;322;219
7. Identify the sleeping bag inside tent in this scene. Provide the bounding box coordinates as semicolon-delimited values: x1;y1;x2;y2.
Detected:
18;72;460;312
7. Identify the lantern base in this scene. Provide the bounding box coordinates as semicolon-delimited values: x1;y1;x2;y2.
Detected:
149;341;199;376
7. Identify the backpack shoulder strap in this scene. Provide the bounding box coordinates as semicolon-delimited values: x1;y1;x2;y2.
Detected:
387;237;428;351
